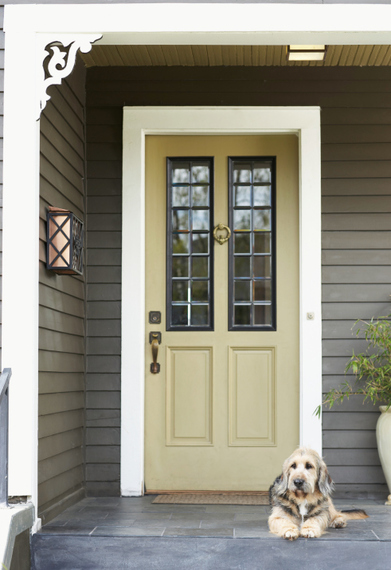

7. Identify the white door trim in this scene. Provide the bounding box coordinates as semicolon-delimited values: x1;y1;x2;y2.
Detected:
122;106;322;496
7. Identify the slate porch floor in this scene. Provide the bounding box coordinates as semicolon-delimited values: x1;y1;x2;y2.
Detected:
41;495;391;541
32;497;391;569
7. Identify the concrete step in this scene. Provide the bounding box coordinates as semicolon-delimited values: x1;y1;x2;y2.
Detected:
31;534;391;570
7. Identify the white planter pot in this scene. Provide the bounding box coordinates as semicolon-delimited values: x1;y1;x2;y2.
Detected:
376;406;391;506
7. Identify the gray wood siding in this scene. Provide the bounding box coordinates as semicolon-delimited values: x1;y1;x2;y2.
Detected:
86;65;391;497
39;58;86;523
85;106;122;496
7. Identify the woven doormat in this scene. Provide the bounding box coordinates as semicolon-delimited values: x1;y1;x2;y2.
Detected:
152;494;269;505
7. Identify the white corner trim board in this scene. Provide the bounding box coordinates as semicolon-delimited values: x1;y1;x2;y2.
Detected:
121;107;322;497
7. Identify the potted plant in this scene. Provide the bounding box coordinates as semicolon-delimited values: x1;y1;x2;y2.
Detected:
315;315;391;505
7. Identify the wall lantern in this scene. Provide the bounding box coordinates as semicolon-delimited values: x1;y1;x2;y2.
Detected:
47;207;84;275
287;45;327;62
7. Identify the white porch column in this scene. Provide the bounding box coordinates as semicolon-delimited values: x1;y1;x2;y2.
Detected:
299;123;323;453
3;28;40;517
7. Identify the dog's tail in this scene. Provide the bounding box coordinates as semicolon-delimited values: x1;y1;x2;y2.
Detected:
341;509;368;520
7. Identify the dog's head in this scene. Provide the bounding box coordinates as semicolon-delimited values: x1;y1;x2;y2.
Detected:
274;447;334;498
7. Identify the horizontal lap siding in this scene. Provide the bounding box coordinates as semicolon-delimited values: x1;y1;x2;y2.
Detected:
86;65;391;497
85;105;122;496
39;58;86;522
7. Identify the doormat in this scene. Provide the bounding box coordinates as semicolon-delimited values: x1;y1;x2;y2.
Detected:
152;494;269;505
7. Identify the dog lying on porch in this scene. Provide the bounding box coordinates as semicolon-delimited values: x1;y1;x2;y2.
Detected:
268;447;368;540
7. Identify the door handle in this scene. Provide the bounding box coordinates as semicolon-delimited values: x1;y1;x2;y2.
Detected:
149;332;161;374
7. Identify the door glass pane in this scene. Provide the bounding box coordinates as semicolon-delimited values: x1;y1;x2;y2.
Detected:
253;210;271;231
191;304;208;326
173;234;189;254
254;256;271;278
191;280;208;302
229;157;276;330
254;280;271;302
234;186;251;206
172;187;190;207
254;186;271;207
234;233;251;254
192;163;210;183
172;305;189;326
192;186;209;206
172;281;189;302
167;158;213;330
235;281;251;302
234;304;251;326
253;163;271;183
172;257;189;278
192;210;209;231
235;257;251;278
172;210;189;231
233;163;252;183
192;233;209;254
234;210;251;230
172;162;190;183
192;257;208;278
254;304;272;326
254;233;271;254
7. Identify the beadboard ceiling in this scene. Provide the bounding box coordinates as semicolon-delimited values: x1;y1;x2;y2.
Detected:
80;44;391;67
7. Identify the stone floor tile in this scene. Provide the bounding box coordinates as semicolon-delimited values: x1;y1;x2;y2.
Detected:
92;526;165;537
170;505;208;513
128;518;174;527
232;520;266;530
89;518;136;526
234;512;269;522
40;525;95;535
200;519;240;529
204;505;267;514
316;527;379;541
161;518;202;529
163;527;234;538
368;524;391;540
195;513;236;522
71;508;109;519
234;528;273;538
128;512;172;521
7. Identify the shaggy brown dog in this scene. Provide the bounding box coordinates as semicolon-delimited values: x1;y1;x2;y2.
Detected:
268;447;368;540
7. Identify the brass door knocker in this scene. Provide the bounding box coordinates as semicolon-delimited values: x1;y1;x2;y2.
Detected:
213;223;231;245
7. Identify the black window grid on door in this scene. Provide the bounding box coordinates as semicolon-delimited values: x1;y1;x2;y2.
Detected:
228;157;277;331
166;157;214;331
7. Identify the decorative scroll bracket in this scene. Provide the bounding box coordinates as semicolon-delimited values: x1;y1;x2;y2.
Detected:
37;33;102;120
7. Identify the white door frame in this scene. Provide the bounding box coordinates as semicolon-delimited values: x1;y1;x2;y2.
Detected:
122;106;322;496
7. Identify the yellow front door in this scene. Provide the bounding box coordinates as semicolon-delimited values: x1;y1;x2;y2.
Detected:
145;135;299;492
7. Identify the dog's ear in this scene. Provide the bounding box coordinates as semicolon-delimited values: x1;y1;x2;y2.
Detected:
317;458;334;497
273;471;289;497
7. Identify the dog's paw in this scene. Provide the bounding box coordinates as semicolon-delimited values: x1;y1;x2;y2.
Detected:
330;517;346;529
300;529;316;538
284;528;299;541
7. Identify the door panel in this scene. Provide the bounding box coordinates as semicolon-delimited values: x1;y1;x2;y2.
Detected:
145;135;299;491
228;347;275;446
166;347;213;446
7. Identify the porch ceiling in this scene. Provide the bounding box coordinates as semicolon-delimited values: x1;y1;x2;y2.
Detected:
80;44;391;67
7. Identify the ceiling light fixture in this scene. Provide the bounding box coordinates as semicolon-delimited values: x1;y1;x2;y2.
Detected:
287;45;327;62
